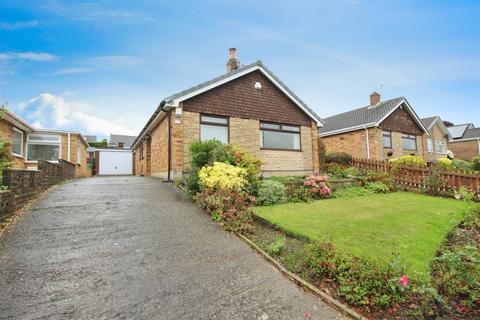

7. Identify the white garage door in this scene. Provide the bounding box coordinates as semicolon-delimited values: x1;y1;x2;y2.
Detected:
98;151;133;175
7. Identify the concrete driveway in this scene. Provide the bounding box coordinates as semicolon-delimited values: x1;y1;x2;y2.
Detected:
0;176;343;320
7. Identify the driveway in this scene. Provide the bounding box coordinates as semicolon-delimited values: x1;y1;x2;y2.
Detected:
0;177;343;320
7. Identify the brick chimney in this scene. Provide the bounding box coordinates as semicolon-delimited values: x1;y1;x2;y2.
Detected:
226;48;239;72
370;92;380;106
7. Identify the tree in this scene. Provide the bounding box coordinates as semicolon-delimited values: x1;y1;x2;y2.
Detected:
443;120;454;127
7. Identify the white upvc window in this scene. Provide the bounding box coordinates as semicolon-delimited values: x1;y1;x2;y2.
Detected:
436;140;446;154
427;138;434;153
12;127;24;157
26;134;61;163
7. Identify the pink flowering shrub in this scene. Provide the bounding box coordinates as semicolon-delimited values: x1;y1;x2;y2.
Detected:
303;173;332;198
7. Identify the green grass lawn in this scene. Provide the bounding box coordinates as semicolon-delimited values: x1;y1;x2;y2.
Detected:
255;192;473;276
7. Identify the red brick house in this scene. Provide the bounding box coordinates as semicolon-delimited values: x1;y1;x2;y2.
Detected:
318;93;429;160
131;49;323;179
447;123;480;160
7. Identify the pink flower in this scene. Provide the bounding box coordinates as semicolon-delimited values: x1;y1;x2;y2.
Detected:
304;311;313;319
320;186;331;196
319;182;326;188
304;181;312;187
311;187;319;193
398;275;410;287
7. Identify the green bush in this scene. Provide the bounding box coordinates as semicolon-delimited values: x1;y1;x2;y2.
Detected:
452;159;472;171
424;165;445;196
189;139;226;169
455;186;475;202
436;157;453;170
334;186;374;198
0;141;12;186
257;180;285;206
472;156;480;171
224;144;262;195
267;236;285;256
389;155;426;171
365;181;391;193
362;171;396;190
324;152;352;165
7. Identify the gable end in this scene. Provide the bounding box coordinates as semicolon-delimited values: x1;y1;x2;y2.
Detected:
379;104;423;135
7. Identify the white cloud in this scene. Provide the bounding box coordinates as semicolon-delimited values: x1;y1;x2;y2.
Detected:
41;67;92;76
0;20;40;30
0;52;57;61
16;93;138;136
88;55;139;68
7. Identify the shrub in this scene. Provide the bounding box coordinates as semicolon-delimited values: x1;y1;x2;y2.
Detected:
307;242;408;309
322;163;345;177
454;186;475;202
324;152;352;165
362;171;396;190
436;157;453;170
365;181;390;193
453;159;472;171
189;139;227;169
0;141;12;186
257;180;285;206
389;155;426;171
472;156;480;171
334;186;374;198
267;237;285;256
195;188;255;232
198;162;247;191
303;173;331;198
340;166;360;177
225;144;262;195
424;165;445;196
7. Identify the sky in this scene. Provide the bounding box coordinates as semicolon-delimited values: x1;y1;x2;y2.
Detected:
1;0;480;140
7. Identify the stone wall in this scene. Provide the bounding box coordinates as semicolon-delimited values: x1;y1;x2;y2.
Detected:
1;160;76;217
423;123;449;162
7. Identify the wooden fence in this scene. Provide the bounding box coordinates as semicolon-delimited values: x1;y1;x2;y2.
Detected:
349;158;480;196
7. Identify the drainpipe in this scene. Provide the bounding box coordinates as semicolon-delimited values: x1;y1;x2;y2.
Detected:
364;126;371;159
478;138;480;156
166;110;172;182
67;132;71;162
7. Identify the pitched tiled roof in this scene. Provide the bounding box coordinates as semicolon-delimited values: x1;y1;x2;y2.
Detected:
461;128;480;139
318;97;405;134
447;124;471;139
109;134;136;148
421;116;437;130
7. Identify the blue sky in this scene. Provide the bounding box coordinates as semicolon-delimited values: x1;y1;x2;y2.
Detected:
1;0;479;139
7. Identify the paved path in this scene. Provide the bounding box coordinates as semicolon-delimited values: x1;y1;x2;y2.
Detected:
0;177;343;320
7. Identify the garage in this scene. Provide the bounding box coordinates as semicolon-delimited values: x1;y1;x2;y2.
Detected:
96;149;133;175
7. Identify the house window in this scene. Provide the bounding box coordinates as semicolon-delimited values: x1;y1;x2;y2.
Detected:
26;134;61;162
382;131;392;148
200;114;229;144
435;140;446;154
427;138;434;153
77;138;82;164
260;122;301;150
12;127;23;157
140;142;145;160
402;134;417;151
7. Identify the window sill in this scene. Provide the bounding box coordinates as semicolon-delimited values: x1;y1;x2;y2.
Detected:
260;148;302;152
403;149;418;152
12;153;23;159
383;147;393;150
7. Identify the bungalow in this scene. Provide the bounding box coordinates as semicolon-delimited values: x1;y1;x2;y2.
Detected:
318;93;429;160
0;107;90;178
447;123;480;160
131;48;322;179
420;116;452;162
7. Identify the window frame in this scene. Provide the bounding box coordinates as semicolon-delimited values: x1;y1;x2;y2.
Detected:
382;130;392;149
259;121;302;151
435;140;446;154
77;138;82;164
25;133;62;163
427;138;434;153
12;127;24;158
199;114;230;143
140;142;145;160
402;134;417;151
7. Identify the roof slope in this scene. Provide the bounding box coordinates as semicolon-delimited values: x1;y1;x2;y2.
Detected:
421;116;437;130
109;134;136;148
447;124;470;139
318;97;406;134
132;60;323;148
460;128;480;140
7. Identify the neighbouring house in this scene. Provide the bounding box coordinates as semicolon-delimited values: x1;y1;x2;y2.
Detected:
0;107;90;178
108;134;136;149
131;48;322;179
84;135;97;143
447;123;480;160
420;116;452;162
318;93;429;160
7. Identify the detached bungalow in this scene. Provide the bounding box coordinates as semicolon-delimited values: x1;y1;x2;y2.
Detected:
420;116;452;162
132;49;322;179
447;123;480;160
0;107;90;177
318;93;429;160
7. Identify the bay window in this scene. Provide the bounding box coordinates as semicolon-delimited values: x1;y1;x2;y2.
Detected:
200;114;229;143
12;128;23;157
26;134;61;162
402;134;417;151
260;122;301;151
435;140;446;154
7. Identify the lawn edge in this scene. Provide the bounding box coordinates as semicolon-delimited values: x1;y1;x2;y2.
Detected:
236;232;367;320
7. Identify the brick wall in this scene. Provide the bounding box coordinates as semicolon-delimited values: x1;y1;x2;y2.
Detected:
423;123;449;162
449;140;480;161
1;160;76;218
0;119;27;169
320;130;369;159
0;190;12;223
379;106;423;135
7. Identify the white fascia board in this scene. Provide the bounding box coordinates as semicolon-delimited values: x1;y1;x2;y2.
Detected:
3;111;34;132
318;123;377;137
375;99;430;134
450;137;480;143
435;117;452;139
96;148;133;153
169;65;322;126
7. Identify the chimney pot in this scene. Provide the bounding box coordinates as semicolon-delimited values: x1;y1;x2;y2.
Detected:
226;48;239;73
370;92;380;106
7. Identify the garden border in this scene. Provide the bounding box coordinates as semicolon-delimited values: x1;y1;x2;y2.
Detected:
236;232;367;320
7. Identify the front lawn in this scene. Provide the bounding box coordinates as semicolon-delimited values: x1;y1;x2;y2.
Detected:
255;192;472;276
